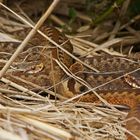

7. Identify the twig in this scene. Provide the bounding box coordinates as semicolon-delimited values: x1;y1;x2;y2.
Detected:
108;0;131;40
1;77;47;100
17;115;73;140
0;0;60;78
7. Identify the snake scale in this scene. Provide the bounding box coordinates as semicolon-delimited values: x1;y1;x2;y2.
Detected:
3;26;140;139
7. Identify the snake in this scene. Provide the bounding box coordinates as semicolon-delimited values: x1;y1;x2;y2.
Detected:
4;26;140;139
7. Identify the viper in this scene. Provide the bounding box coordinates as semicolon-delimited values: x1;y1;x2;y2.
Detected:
5;25;140;140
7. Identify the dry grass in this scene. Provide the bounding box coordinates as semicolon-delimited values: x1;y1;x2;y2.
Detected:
0;1;140;140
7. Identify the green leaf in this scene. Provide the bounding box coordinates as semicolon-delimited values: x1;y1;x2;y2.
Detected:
69;8;77;19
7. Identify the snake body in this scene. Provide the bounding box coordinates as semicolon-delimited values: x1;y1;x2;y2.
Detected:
5;26;140;139
41;28;140;139
68;55;140;139
10;26;73;86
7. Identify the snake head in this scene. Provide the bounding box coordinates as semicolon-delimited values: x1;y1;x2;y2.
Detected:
25;62;44;74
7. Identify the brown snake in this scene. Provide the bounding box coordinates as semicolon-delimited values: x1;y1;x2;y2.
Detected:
4;26;140;139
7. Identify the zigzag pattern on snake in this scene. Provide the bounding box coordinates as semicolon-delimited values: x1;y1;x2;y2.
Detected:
2;26;140;140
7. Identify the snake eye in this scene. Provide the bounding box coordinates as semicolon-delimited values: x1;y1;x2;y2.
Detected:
79;85;87;93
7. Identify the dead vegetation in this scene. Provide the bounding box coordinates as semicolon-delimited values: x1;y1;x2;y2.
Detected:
0;0;140;140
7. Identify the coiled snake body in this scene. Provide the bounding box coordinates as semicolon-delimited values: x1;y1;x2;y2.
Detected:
7;26;140;139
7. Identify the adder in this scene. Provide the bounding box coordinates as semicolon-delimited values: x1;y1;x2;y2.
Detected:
4;25;140;140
